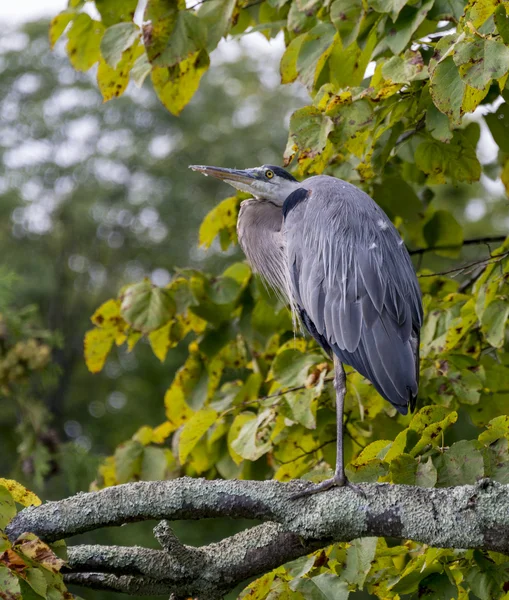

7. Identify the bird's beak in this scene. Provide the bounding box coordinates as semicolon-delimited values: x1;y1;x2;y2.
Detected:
189;165;256;184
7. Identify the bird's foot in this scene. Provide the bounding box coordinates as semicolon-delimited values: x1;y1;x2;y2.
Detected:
290;474;365;499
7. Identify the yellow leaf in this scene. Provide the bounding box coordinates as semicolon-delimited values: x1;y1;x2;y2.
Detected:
133;426;154;445
84;328;115;373
126;330;141;351
152;421;173;443
198;195;240;249
66;13;105;71
97;456;117;488
91;299;122;328
152;49;210;116
280;33;306;84
164;386;194;430
179;408;218;463
49;10;75;49
97;41;143;102
148;321;172;362
0;479;40;507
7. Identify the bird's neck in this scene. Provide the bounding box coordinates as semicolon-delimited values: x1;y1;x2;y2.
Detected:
237;199;294;310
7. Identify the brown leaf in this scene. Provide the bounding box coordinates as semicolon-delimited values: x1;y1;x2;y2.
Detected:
0;549;26;574
15;534;65;573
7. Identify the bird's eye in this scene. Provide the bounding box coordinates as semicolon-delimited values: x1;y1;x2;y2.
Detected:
266;170;274;179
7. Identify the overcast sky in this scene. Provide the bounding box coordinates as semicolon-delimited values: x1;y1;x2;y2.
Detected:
0;1;67;22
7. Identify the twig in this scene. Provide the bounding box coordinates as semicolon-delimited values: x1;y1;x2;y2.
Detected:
409;236;507;256
418;251;509;279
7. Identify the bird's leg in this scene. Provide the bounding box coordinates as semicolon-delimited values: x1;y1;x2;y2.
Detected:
291;356;356;499
332;355;347;484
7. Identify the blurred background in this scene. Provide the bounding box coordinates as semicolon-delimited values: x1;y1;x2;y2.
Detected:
1;3;508;599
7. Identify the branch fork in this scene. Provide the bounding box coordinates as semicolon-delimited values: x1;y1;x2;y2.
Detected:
6;477;509;598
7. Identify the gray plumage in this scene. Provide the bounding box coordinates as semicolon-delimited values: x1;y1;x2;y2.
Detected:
191;163;423;492
285;176;422;414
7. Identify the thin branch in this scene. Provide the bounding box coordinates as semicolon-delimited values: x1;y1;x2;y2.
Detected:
63;572;173;596
395;118;425;146
220;375;335;417
409;236;507;257
418;251;509;279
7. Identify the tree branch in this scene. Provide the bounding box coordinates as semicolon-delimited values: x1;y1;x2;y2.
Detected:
409;235;507;257
6;478;509;598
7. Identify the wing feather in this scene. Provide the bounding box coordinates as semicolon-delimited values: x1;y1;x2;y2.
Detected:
284;176;422;413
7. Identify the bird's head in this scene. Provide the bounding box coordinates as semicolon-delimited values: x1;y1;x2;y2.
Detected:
190;164;299;206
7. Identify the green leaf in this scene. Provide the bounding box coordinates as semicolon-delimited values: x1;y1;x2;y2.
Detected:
197;0;236;49
330;0;364;47
0;566;21;599
373;176;422;221
418;572;458;599
408;408;459;457
482;438;509;484
179;408;218;463
0;486;15;530
423;210;464;255
309;573;349;599
485;103;509;153
24;568;47;598
271;349;322;387
390;453;418;484
454;38;509;90
285;106;333;165
152;49;210;116
95;0;138;26
114;440;143;483
416;134;481;184
284;388;316;429
494;5;509;44
384;0;435;55
341;537;378;587
230;410;273;462
66;13;105;71
430;56;465;125
141;446;173;480
479;415;509;445
155;11;207;68
382;50;427;84
368;0;407;20
426;102;453;142
143;0;179;63
435;440;484;487
199;196;239;249
466;550;509;600
295;23;336;92
347;439;391;482
131;52;151;87
100;22;139;68
481;300;509;348
280;34;306;84
416;456;438;487
120;280;176;333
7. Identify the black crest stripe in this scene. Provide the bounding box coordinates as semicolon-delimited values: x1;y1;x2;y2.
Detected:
282;187;309;219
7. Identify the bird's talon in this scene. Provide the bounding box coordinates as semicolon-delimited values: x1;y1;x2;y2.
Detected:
290;475;364;499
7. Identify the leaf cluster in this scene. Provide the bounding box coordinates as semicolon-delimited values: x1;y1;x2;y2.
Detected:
0;481;71;600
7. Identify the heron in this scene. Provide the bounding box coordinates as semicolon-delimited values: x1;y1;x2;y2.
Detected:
190;164;423;494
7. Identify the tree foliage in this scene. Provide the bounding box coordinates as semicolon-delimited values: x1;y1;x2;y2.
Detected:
3;0;509;598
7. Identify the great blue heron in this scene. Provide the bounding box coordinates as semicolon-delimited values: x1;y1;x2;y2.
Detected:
191;164;423;494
